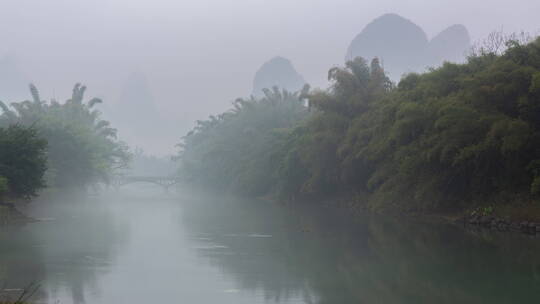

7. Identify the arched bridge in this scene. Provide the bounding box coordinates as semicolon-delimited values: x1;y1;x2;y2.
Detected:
111;175;182;191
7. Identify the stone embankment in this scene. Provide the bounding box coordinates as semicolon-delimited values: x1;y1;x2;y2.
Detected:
460;215;540;234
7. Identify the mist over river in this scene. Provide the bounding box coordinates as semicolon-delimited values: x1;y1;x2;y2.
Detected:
1;187;540;304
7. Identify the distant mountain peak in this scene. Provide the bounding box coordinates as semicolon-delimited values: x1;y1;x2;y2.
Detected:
252;56;305;97
346;13;428;80
346;14;470;81
426;24;471;66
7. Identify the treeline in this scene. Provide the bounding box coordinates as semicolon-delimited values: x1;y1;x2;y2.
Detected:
178;88;309;195
178;37;540;212
0;84;129;201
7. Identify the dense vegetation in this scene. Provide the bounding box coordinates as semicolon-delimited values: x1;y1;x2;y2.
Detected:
0;125;47;201
178;37;540;213
178;88;309;195
0;84;130;190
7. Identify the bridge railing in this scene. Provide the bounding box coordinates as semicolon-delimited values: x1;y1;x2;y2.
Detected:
110;175;183;190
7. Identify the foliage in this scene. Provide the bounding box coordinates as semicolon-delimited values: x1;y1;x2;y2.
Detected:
296;37;540;211
276;57;393;199
177;87;309;196
470;206;494;217
0;125;47;199
0;176;7;197
180;37;540;212
0;84;130;188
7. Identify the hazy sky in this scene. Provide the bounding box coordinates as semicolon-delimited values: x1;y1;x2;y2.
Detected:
1;0;539;154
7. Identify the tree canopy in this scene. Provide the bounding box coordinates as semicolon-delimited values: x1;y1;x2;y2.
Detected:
178;87;309;196
0;125;47;199
0;84;130;189
178;37;540;212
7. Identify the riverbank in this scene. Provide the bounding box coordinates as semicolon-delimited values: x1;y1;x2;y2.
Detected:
269;190;540;238
0;203;35;225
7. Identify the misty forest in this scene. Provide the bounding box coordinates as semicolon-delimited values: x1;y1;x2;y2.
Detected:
1;3;540;303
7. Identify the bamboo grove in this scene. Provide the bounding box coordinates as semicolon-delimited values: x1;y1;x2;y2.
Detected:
178;37;540;212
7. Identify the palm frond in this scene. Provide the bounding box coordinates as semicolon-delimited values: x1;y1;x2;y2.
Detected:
88;97;103;108
29;83;41;103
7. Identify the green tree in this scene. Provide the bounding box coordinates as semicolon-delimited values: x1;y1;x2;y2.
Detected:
178;36;540;213
0;125;47;199
178;87;309;196
0;84;130;188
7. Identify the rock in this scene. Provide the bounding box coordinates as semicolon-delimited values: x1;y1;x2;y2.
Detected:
346;13;428;80
251;57;306;97
480;216;491;226
345;14;470;81
455;216;466;224
536;226;540;233
425;24;470;67
520;221;528;228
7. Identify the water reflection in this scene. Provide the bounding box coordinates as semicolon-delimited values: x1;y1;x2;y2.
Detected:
0;225;46;300
1;190;540;303
180;195;314;303
2;191;129;304
179;194;540;304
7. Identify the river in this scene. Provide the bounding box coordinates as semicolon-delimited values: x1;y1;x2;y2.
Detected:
1;187;540;303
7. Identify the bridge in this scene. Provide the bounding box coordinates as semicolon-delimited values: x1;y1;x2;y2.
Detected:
110;175;182;191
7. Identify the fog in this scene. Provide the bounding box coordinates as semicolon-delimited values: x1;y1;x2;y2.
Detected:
1;0;540;155
4;188;540;304
3;2;540;302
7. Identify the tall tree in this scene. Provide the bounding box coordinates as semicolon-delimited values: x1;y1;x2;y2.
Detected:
0;84;130;188
0;125;47;199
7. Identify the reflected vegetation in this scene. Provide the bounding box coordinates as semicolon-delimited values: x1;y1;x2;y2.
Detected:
180;193;540;304
2;190;540;303
1;191;128;304
1;2;540;304
0;224;45;300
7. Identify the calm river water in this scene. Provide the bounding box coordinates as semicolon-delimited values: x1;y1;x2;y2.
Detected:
1;187;540;303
